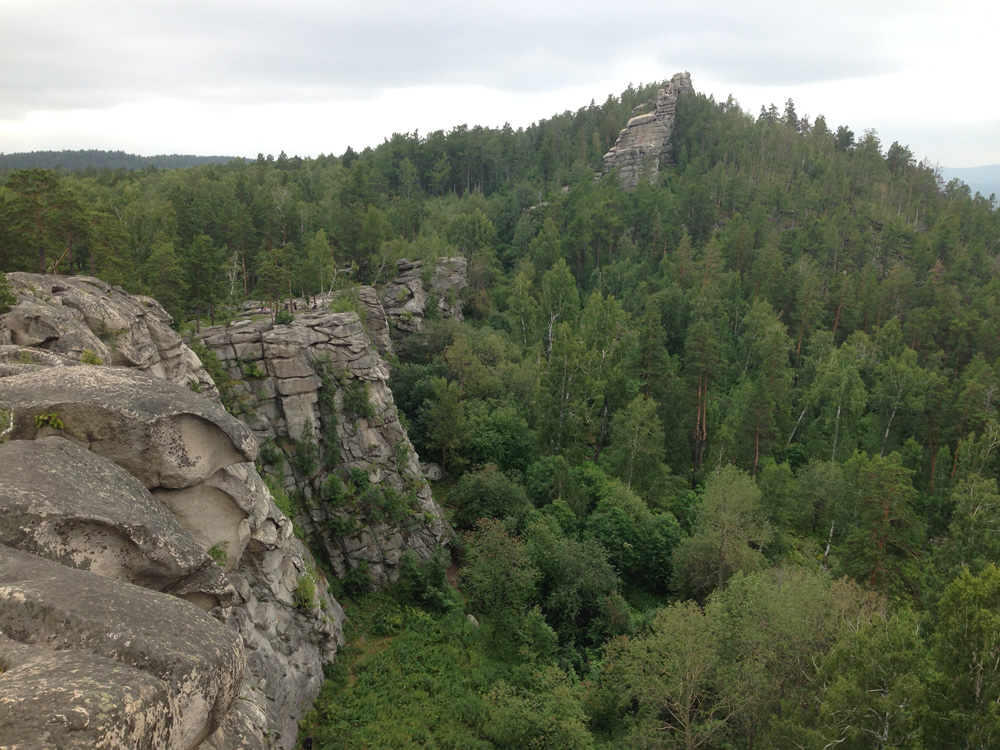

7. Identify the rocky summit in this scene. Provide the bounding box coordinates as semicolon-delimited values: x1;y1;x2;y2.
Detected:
602;71;694;189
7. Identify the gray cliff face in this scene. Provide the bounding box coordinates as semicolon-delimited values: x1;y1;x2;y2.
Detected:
381;257;468;344
0;275;347;749
2;272;219;397
602;71;694;189
198;303;452;587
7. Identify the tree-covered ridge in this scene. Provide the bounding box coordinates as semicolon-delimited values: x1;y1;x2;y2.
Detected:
0;149;240;173
3;81;1000;747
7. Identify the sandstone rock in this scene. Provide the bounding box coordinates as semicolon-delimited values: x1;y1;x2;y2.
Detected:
0;634;175;750
0;276;346;749
0;545;246;749
198;305;452;587
381;257;468;344
1;272;220;397
0;365;257;489
0;437;236;610
602;71;694;189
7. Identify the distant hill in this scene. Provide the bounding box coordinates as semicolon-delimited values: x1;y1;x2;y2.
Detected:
0;149;243;172
939;164;1000;200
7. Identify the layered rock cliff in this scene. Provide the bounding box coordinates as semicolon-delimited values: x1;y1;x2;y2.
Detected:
381;257;467;344
0;274;345;749
602;71;694;189
197;298;452;587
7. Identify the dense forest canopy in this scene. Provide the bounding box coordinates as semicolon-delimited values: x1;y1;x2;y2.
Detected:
0;149;240;172
3;79;1000;748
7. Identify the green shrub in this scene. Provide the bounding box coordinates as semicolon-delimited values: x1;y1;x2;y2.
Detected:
321;475;346;504
295;572;318;609
265;475;295;518
187;336;234;410
343;561;372;597
0;273;16;315
329;288;367;322
275;309;294;325
80;348;104;365
208;541;229;566
344;379;376;420
393;549;457;613
34;412;63;430
327;513;357;536
258;439;284;469
240;359;266;379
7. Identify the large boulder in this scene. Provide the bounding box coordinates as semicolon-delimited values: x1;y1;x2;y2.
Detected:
0;545;246;749
0;365;256;489
0;437;236;610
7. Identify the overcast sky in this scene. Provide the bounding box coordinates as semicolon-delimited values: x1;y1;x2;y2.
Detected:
2;0;996;167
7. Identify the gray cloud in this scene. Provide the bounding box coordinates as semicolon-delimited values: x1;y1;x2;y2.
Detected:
1;0;917;116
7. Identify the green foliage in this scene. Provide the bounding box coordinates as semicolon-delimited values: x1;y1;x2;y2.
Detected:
0;273;17;314
450;464;533;530
239;359;266;379
461;519;539;639
343;378;376;420
482;665;594;750
34;412;63;430
275;308;294;325
838;452;925;602
258;438;284;470
79;348;104;365
295;572;318;609
265;474;295;519
392;549;459;613
320;474;345;504
290;422;319;478
930;565;1000;746
343;561;372;598
187;335;234;409
208;541;229;566
673;464;772;600
328;287;367;322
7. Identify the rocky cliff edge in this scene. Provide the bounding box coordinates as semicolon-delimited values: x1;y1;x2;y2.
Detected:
0;274;345;749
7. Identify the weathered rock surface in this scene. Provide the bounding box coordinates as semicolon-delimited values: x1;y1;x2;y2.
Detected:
0;633;175;750
199;307;452;586
0;545;245;749
0;365;256;490
381;257;467;343
602;71;694;189
0;275;349;750
0;437;236;610
2;272;219;396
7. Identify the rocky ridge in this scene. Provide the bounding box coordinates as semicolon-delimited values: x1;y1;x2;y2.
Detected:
0;275;345;749
380;257;468;344
197;297;452;587
602;71;694;189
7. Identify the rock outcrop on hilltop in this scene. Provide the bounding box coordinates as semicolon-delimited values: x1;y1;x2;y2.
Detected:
0;275;346;749
381;257;467;344
1;272;219;396
198;300;452;586
602;71;694;189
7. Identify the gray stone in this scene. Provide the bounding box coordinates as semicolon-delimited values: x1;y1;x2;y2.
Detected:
602;71;694;189
2;273;220;398
0;545;246;749
0;437;236;610
0;365;257;489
